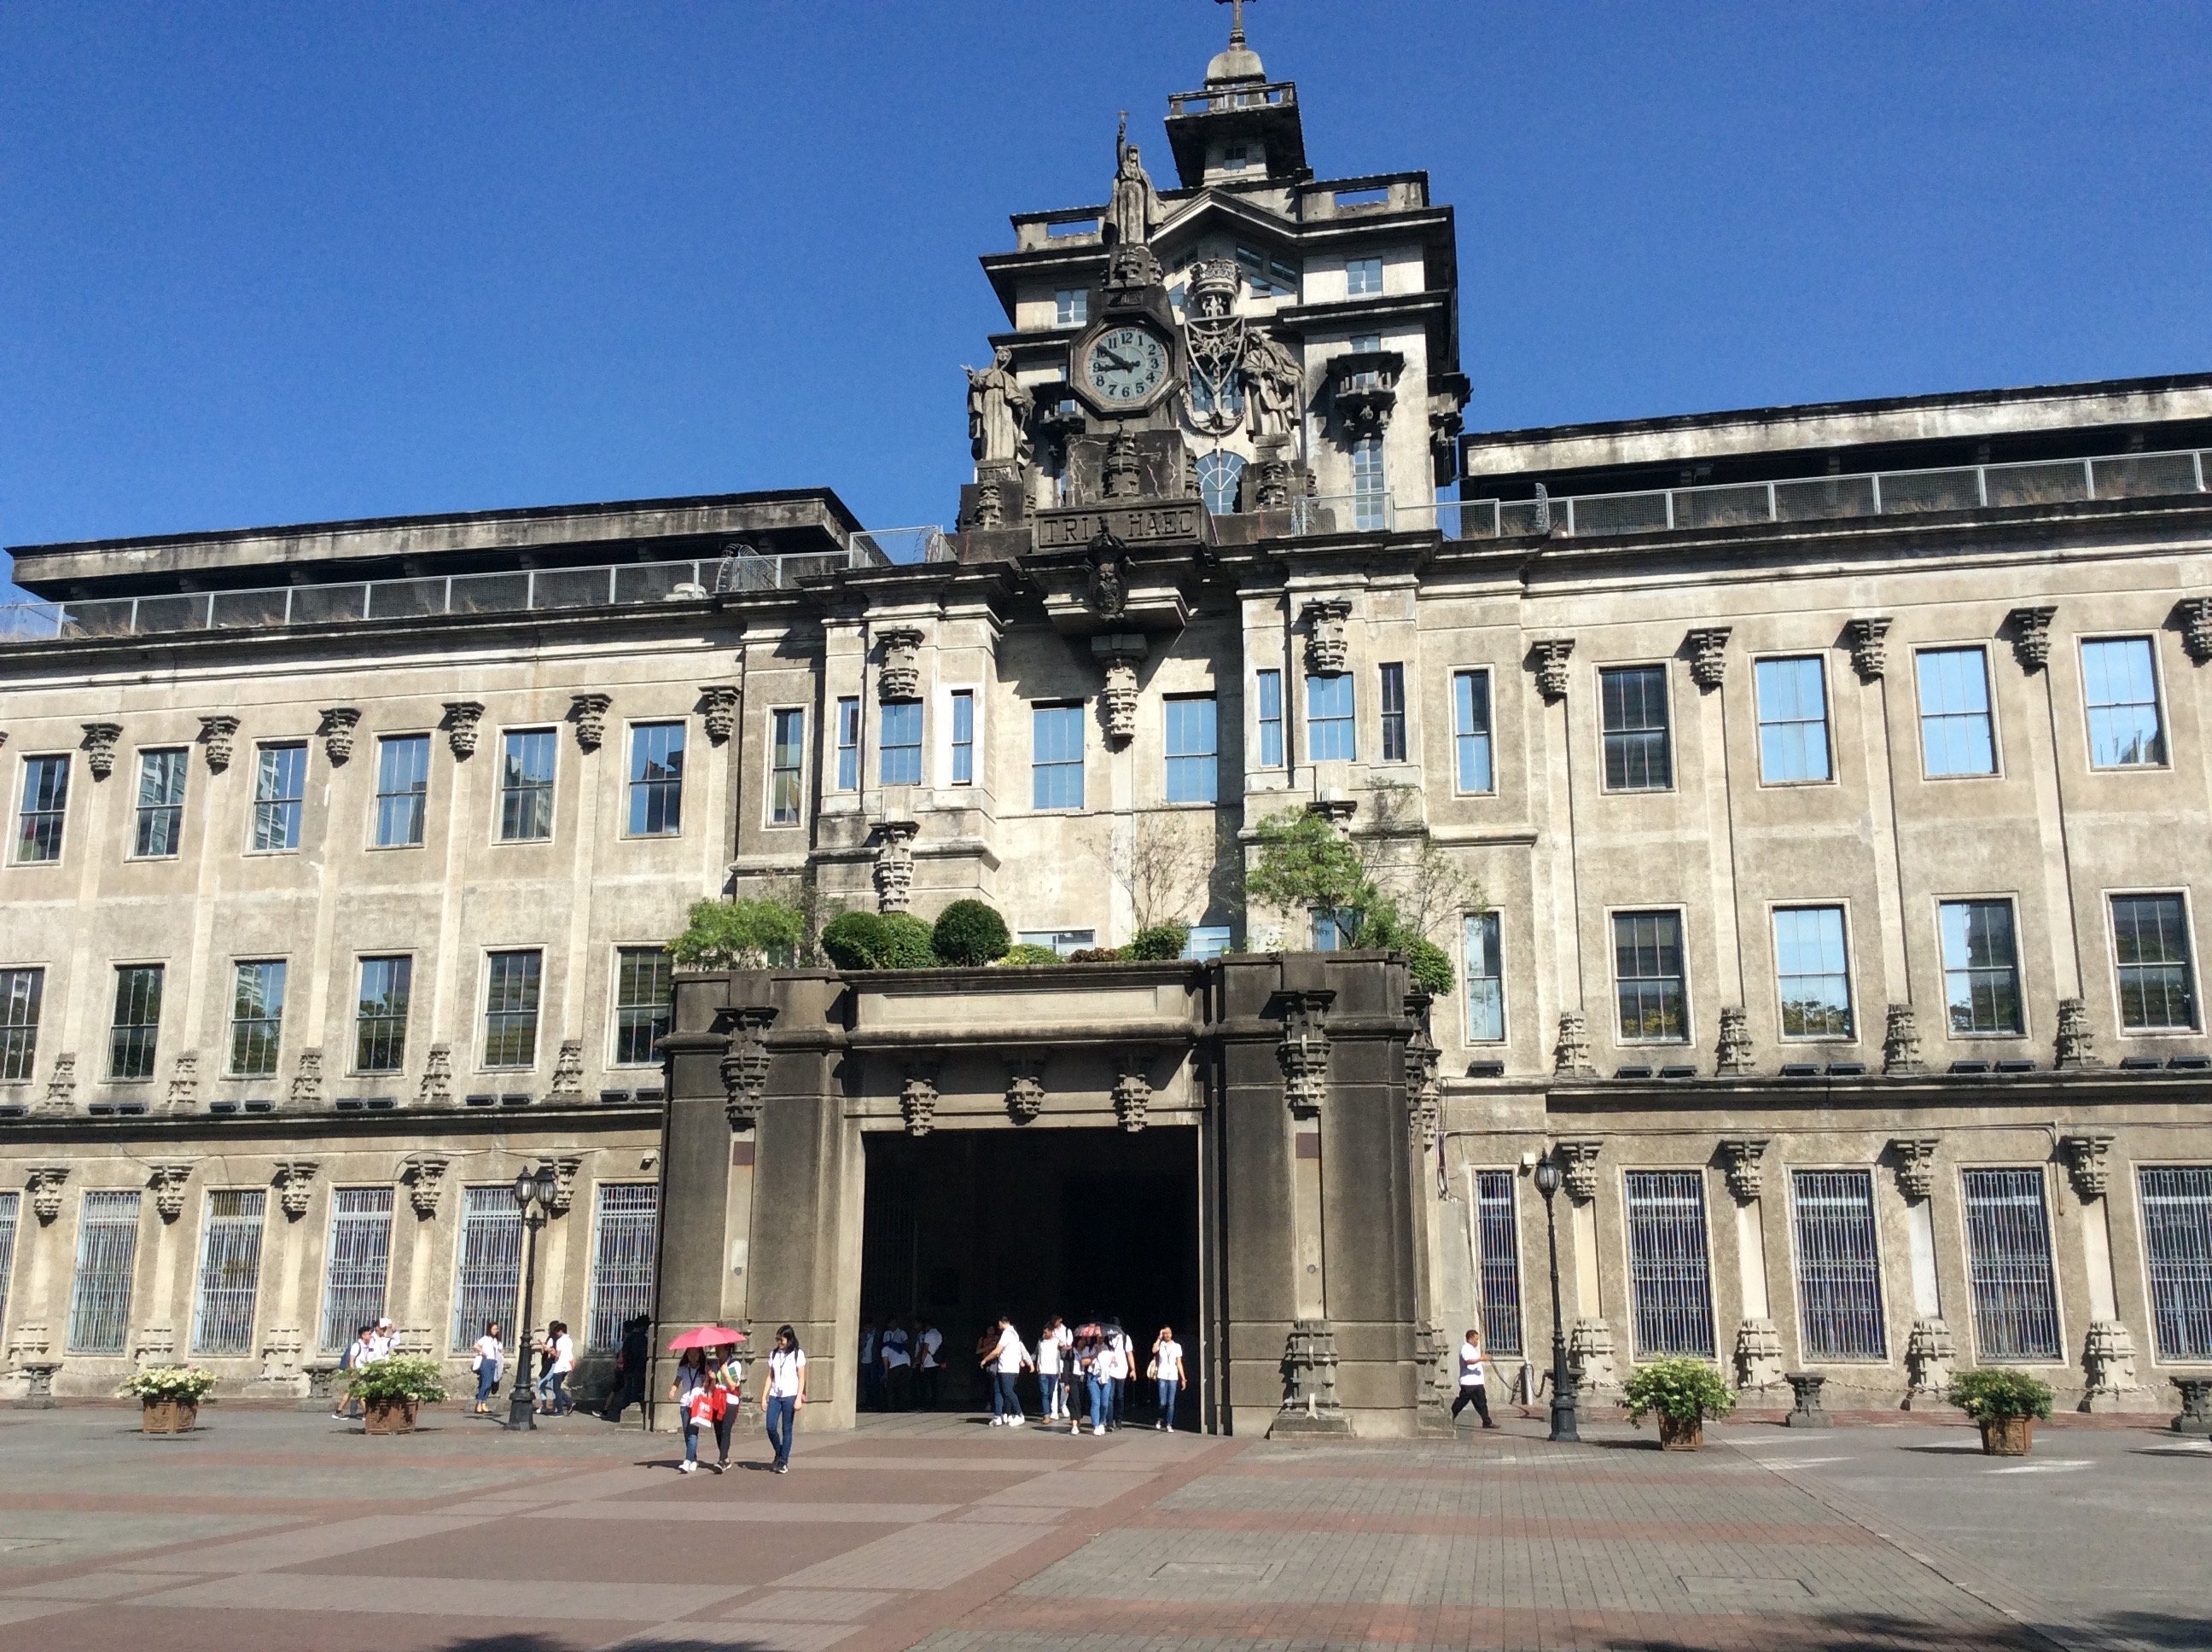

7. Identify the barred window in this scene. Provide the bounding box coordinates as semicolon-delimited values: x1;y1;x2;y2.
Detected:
1791;1170;1886;1360
451;1185;524;1352
614;947;672;1067
134;748;187;858
1940;899;2023;1036
587;1184;660;1350
2112;894;2196;1032
373;734;430;848
950;690;975;786
191;1189;266;1357
626;723;684;836
880;701;923;786
1613;910;1687;1043
1917;647;1997;777
67;1189;143;1354
354;956;411;1074
834;696;861;792
320;1187;393;1351
1031;704;1084;810
1755;657;1831;783
1623;1170;1715;1358
482;950;543;1069
229;960;286;1078
0;967;42;1084
16;753;69;864
251;742;307;852
1961;1168;2062;1361
1165;695;1218;804
1254;670;1284;769
1601;666;1672;792
108;963;164;1081
1774;906;1853;1038
1464;912;1504;1043
2139;1166;2212;1362
1472;1169;1524;1355
1453;670;1493;793
2081;637;2165;768
498;730;556;842
0;1190;17;1335
770;708;805;825
1307;673;1355;762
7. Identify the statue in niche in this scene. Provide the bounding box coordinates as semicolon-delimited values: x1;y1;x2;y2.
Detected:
1109;113;1162;248
965;346;1033;468
1086;528;1130;621
1243;329;1301;443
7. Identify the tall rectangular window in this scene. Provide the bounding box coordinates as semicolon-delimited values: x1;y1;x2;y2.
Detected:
2139;1166;2212;1362
1917;647;1997;777
1774;906;1853;1038
1940;899;2023;1035
1164;695;1219;804
320;1187;393;1351
1350;434;1388;531
1452;670;1493;793
1464;912;1504;1043
498;730;555;842
1345;255;1383;296
0;1191;19;1336
1377;663;1407;762
133;748;187;858
1472;1170;1524;1355
482;950;543;1068
251;742;307;852
770;709;805;825
614;946;672;1066
835;697;861;792
1755;657;1831;783
2112;894;2197;1032
587;1184;660;1351
0;967;42;1083
1032;703;1084;810
1601;666;1672;792
228;960;287;1078
1255;670;1284;768
108;963;163;1080
1054;288;1088;326
1791;1170;1886;1360
950;690;975;785
373;734;430;848
1183;925;1233;962
1623;1170;1715;1358
354;956;412;1074
880;701;923;786
191;1188;266;1357
1613;911;1687;1043
1307;673;1355;761
67;1190;142;1355
2082;637;2165;768
17;753;70;864
1961;1167;2062;1361
626;722;684;836
451;1185;523;1352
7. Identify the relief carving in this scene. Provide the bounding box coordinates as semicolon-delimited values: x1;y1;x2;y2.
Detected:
719;1006;777;1131
568;693;612;752
1846;616;1893;681
441;701;486;759
700;685;740;744
1276;992;1332;1119
1301;599;1352;676
871;819;919;915
876;627;924;701
197;714;240;771
1685;627;1731;691
317;707;361;765
80;722;122;780
1530;638;1575;704
275;1160;320;1219
2008;605;2057;672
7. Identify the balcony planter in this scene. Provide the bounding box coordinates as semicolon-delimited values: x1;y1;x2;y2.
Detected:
119;1365;218;1433
1949;1369;2053;1457
342;1354;448;1437
1623;1356;1735;1452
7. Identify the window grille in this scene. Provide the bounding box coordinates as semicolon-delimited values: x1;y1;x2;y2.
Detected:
1755;657;1831;783
1452;670;1492;793
614;947;672;1066
950;690;975;786
834;697;860;792
1197;451;1244;514
1917;648;1997;777
1790;1170;1886;1359
354;956;411;1073
1350;435;1387;531
108;963;163;1080
2112;894;2196;1031
770;709;805;824
374;734;430;847
0;967;42;1083
498;730;556;841
1464;913;1504;1042
1378;663;1407;762
1961;1168;2062;1361
1473;1169;1524;1355
880;701;923;786
1624;1170;1715;1357
229;959;286;1078
2081;637;2165;768
67;1190;142;1354
1031;704;1085;810
587;1184;659;1350
1601;666;1672;791
1613;911;1687;1042
1254;670;1284;768
626;723;684;836
1306;673;1355;761
192;1188;266;1356
451;1185;524;1352
134;748;187;858
1164;695;1218;803
1939;899;2023;1035
1774;906;1853;1038
320;1187;393;1351
16;753;68;863
2140;1166;2212;1361
0;1191;19;1335
482;950;543;1068
251;742;307;852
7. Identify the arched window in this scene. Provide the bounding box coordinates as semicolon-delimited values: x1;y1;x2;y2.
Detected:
1197;451;1246;515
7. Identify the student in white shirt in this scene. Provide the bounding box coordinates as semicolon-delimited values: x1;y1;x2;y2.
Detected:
1083;1332;1124;1436
1453;1328;1497;1428
1035;1317;1066;1430
917;1321;944;1409
536;1319;577;1416
1150;1325;1186;1430
881;1323;912;1411
763;1324;807;1474
471;1320;504;1416
1109;1323;1135;1431
984;1318;1032;1426
1053;1320;1075;1419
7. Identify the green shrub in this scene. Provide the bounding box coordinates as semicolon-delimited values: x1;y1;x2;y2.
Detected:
932;899;1010;966
1947;1367;2053;1422
344;1354;450;1405
876;913;940;969
119;1365;218;1403
821;910;940;970
667;897;804;969
998;944;1063;967
1066;946;1121;963
1124;922;1190;961
1621;1357;1736;1425
1402;935;1455;996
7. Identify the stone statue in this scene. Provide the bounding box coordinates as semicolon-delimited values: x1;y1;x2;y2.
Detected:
1243;328;1301;442
965;346;1033;468
1109;114;1162;248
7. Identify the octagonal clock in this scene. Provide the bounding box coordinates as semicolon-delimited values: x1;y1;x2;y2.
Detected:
1074;319;1176;414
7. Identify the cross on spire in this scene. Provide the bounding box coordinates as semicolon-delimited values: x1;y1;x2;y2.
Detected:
1215;0;1253;48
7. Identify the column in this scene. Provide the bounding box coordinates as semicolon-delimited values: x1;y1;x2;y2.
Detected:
2064;1134;2147;1411
1720;1138;1783;1390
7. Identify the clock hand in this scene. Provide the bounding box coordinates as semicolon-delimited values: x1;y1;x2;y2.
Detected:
1099;348;1136;372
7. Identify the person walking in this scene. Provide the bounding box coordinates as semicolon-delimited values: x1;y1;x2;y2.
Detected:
763;1325;806;1474
333;1323;376;1419
536;1320;576;1416
470;1320;504;1416
1080;1329;1119;1437
604;1314;649;1422
1108;1321;1134;1432
1053;1318;1075;1422
708;1343;745;1472
985;1317;1031;1427
370;1318;396;1361
669;1347;710;1474
858;1318;881;1412
916;1320;943;1409
1150;1326;1185;1430
1035;1316;1064;1431
881;1321;912;1411
1453;1328;1498;1428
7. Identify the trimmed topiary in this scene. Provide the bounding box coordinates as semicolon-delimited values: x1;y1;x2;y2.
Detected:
875;913;940;969
1066;946;1121;963
819;910;887;970
932;899;1011;966
1404;936;1455;997
998;944;1063;967
1123;922;1190;961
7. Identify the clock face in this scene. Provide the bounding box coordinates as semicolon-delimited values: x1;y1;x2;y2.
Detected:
1084;325;1169;404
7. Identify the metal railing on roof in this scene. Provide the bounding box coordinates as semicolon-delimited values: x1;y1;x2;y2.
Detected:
1168;82;1295;115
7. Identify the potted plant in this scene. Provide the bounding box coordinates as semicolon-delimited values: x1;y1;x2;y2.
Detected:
1623;1357;1736;1451
344;1354;449;1435
1947;1368;2052;1457
120;1365;218;1434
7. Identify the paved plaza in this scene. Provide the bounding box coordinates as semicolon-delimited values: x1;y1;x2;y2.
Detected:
0;1405;2205;1652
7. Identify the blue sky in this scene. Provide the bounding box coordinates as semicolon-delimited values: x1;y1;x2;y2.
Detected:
3;1;2209;589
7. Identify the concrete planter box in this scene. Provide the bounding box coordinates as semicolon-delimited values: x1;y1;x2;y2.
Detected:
140;1399;197;1434
1657;1414;1704;1451
363;1399;419;1435
1979;1416;2033;1456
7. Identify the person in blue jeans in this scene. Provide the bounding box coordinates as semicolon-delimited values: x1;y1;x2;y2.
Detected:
762;1324;806;1474
1151;1326;1186;1430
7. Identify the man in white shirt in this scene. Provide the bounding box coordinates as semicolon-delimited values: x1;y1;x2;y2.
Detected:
917;1321;944;1409
538;1319;577;1416
1053;1321;1075;1419
1109;1323;1134;1431
1150;1326;1186;1430
368;1318;395;1362
986;1318;1031;1426
881;1323;912;1410
1453;1328;1497;1428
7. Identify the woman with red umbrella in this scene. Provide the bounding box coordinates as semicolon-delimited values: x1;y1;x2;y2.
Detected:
667;1326;746;1475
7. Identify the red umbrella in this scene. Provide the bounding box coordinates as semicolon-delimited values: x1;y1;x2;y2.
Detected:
668;1325;748;1351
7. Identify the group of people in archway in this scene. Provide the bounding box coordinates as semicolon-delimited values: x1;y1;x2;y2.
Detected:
861;1315;1188;1433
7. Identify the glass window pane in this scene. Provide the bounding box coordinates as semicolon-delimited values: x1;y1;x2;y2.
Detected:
614;946;672;1065
2139;1166;2212;1361
1917;648;1997;777
770;709;805;825
482;951;542;1068
134;749;187;858
498;731;555;841
374;735;430;848
1453;671;1493;793
1164;695;1218;804
2082;638;2165;767
1032;705;1084;810
1940;899;2023;1035
1255;670;1284;769
2112;893;2196;1031
1464;912;1504;1042
835;697;861;792
880;701;923;786
626;723;684;836
1624;1170;1715;1357
1774;906;1853;1038
950;690;975;786
252;743;307;852
355;956;412;1073
16;754;70;863
1306;673;1355;762
1600;666;1672;791
1613;910;1686;1042
108;963;164;1080
229;960;286;1078
1961;1168;2062;1360
1755;657;1831;783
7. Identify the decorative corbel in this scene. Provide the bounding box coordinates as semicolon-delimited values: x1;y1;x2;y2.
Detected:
876;626;924;701
1556;1140;1603;1203
1301;600;1352;676
700;685;741;744
2176;598;2212;666
718;1005;778;1131
1529;638;1575;703
1714;1005;1752;1075
1883;1003;1926;1074
26;1165;69;1223
275;1160;320;1219
148;1163;193;1223
1685;628;1731;691
441;701;486;759
1112;1050;1152;1133
1717;1137;1768;1205
1889;1137;1939;1201
546;1155;582;1216
1004;1056;1045;1125
1846;616;1894;682
404;1155;450;1219
871;819;918;915
2055;997;2100;1069
1276;991;1333;1119
2061;1132;2114;1201
899;1060;940;1137
80;722;122;780
1553;1009;1593;1076
317;707;361;765
197;714;240;772
2008;605;2057;672
568;693;612;753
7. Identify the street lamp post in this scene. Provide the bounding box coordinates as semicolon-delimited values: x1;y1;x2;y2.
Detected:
1533;1154;1580;1444
504;1162;560;1433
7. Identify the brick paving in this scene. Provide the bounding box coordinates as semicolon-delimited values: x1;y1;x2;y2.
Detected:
0;1405;2203;1651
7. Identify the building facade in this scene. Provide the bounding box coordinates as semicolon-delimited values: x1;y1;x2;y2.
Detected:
2;20;2209;1428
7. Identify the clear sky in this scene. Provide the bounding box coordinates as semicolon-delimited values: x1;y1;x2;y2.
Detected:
3;0;2209;587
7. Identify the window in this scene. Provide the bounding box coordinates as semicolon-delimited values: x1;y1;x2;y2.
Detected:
1464;912;1504;1042
950;691;975;786
2112;893;2196;1031
1255;670;1284;768
354;956;411;1074
0;1191;18;1335
1791;1170;1886;1360
1624;1170;1716;1358
0;967;42;1083
1351;434;1388;531
1019;928;1095;957
2139;1166;2212;1362
1472;1170;1524;1355
228;960;287;1079
191;1188;266;1357
133;748;187;858
1221;141;1250;172
1031;703;1084;810
2082;637;2165;767
1345;255;1383;295
626;723;684;836
770;709;805;825
1940;899;2023;1035
108;963;163;1080
1601;666;1672;792
1234;245;1298;298
1197;451;1245;514
1613;911;1687;1043
498;730;555;841
451;1185;524;1352
1755;657;1831;783
587;1184;660;1350
17;753;69;863
373;735;430;848
320;1187;393;1351
1452;671;1493;793
880;701;923;786
1774;906;1853;1038
1313;908;1355;951
1378;663;1407;762
1961;1167;2062;1361
482;950;543;1068
1917;647;1997;777
1307;673;1355;761
250;742;307;852
67;1190;142;1355
835;697;861;792
614;946;672;1066
1349;333;1381;355
1165;695;1219;804
1183;924;1232;961
1054;288;1088;326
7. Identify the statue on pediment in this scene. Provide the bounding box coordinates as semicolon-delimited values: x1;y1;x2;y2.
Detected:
1109;113;1162;248
1243;328;1301;443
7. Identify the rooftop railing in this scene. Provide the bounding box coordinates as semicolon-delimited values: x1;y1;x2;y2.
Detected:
1167;82;1295;116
